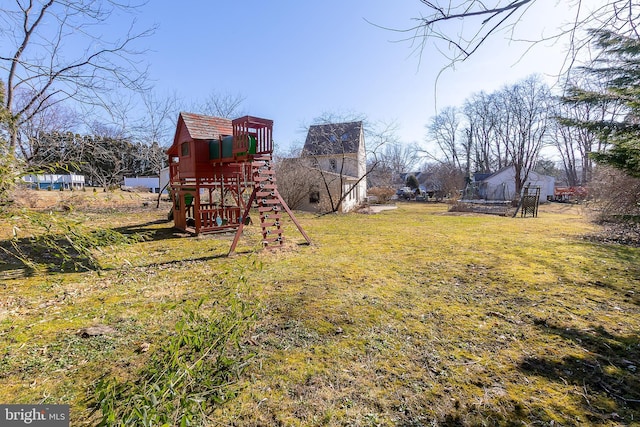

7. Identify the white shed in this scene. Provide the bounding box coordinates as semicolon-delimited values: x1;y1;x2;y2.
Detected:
123;176;161;193
477;166;555;202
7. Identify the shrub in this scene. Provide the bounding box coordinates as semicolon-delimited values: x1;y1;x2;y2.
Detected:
589;166;640;222
367;187;396;204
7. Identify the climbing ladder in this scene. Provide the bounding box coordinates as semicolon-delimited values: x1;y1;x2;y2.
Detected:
254;155;284;248
228;153;311;255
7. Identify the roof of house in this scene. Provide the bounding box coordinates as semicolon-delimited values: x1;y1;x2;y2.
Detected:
474;166;555;183
179;112;233;140
473;172;494;182
303;121;363;156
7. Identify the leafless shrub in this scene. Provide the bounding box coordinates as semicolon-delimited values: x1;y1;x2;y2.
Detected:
448;201;476;213
588;166;640;222
367;187;395;204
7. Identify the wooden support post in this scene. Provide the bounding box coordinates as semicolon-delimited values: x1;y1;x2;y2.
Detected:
228;186;257;256
276;190;312;245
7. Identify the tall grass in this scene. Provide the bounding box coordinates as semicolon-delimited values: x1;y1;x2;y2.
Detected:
92;295;255;426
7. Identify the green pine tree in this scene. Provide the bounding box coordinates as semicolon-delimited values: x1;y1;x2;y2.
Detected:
405;174;419;190
561;29;640;178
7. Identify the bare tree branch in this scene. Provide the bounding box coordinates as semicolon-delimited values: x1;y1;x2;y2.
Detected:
377;1;640;73
1;0;155;152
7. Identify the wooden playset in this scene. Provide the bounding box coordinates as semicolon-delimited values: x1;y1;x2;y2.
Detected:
166;112;310;254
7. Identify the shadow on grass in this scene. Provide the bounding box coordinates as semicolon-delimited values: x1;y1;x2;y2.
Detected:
111;219;179;241
0;219;192;276
0;218;274;277
520;320;640;422
510;237;640;305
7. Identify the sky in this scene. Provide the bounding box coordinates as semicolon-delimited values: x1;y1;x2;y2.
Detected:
130;1;592;152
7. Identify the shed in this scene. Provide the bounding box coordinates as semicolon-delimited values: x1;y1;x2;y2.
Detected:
123;176;160;193
476;166;555;202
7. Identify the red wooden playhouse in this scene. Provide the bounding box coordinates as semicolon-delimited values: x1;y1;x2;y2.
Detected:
166;112;310;254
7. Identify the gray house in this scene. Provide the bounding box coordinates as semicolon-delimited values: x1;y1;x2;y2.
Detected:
294;121;367;212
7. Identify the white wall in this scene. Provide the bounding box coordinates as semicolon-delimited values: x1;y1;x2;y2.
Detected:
160;167;170;193
124;176;160;193
23;174;85;189
482;167;555;201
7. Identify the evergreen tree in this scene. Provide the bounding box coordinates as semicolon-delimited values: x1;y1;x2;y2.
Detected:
405;174;419;190
561;30;640;178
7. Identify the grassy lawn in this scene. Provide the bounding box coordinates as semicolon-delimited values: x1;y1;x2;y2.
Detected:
1;198;639;426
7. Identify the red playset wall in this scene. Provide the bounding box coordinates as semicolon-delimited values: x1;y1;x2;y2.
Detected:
171;123;216;179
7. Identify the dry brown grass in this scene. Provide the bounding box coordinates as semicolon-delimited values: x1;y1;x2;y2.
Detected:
12;187;165;211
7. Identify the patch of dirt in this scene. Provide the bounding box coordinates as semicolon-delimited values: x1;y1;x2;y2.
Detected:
584;221;640;247
356;204;398;214
447;201;513;216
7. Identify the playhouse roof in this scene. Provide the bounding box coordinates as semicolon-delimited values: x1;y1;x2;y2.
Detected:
178;112;233;140
303;121;363;156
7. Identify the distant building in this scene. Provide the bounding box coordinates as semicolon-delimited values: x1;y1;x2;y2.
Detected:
471;166;555;202
23;174;85;190
123;176;161;193
295;121;367;213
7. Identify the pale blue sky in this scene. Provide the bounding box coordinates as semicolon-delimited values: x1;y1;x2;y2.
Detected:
135;1;586;151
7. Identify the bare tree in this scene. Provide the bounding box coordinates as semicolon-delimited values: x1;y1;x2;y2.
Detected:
14;93;79;167
81;133;136;188
131;91;181;177
551;73;626;185
373;141;420;187
397;1;640;68
549;98;602;185
425;106;462;169
422;161;466;199
462;91;501;173
274;155;317;210
197;91;246;119
0;0;154;153
589;165;640;220
498;75;551;194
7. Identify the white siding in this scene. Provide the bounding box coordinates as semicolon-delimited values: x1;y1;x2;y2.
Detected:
480;167;555;201
23;174;85;189
124;176;161;193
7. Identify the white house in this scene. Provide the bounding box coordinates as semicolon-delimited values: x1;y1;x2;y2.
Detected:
474;166;555;202
295;121;367;213
23;174;85;190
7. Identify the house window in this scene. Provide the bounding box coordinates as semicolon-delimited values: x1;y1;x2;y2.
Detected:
181;142;190;156
309;191;320;204
341;133;349;142
329;158;337;171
